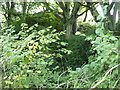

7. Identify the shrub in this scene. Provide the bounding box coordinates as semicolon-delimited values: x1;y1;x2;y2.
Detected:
58;20;119;88
10;12;63;34
0;23;70;88
114;20;120;36
62;35;92;70
77;22;96;36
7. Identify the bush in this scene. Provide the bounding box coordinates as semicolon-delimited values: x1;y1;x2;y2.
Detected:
26;12;63;31
77;22;96;36
0;24;70;88
62;35;92;70
61;21;119;88
66;33;118;88
114;20;120;36
10;12;63;34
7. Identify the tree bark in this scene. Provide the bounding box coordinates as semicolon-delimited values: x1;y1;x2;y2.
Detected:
2;0;15;26
56;2;81;38
107;2;117;30
22;0;27;22
66;22;73;38
72;19;77;35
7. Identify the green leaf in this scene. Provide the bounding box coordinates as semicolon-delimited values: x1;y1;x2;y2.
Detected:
24;85;29;88
60;42;67;46
95;37;102;43
76;68;81;71
36;71;41;73
5;81;13;84
97;15;101;20
7;52;12;56
95;28;101;34
96;22;101;27
109;36;117;41
27;70;33;73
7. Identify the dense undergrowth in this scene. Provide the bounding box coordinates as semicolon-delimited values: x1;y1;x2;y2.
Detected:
0;1;120;89
0;20;119;88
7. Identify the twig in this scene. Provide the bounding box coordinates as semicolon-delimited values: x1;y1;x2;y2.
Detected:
56;71;91;89
77;9;88;17
55;78;86;89
113;78;120;88
57;70;68;85
89;63;120;90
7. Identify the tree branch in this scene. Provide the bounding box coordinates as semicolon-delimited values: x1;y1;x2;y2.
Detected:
106;2;115;16
71;2;81;18
77;9;88;17
55;1;65;11
83;10;88;22
89;63;120;90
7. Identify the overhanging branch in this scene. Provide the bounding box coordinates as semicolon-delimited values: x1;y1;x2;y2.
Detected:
77;9;88;17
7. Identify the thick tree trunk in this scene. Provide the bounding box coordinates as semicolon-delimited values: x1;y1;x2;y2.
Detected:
118;3;120;19
72;19;77;35
3;1;15;26
104;2;118;31
107;2;117;31
112;2;117;30
6;2;11;25
65;16;77;38
118;6;120;19
66;22;73;38
56;2;80;38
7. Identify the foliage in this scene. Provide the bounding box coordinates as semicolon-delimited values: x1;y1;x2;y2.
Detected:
114;20;120;36
77;22;96;42
77;22;96;36
63;17;119;88
0;24;70;88
0;2;119;88
1;19;119;88
9;12;63;34
63;35;92;70
25;12;63;31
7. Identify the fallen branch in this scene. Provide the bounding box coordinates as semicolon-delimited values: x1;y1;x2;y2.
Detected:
89;63;120;90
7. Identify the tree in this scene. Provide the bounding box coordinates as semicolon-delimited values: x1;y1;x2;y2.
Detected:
1;0;15;25
55;1;81;38
102;2;118;31
85;1;119;31
22;0;27;22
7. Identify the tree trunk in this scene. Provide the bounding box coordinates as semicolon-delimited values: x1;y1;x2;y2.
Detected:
72;19;77;35
22;1;27;22
107;2;117;31
118;2;120;19
6;2;11;25
118;7;120;20
66;22;73;38
56;2;80;38
3;0;15;26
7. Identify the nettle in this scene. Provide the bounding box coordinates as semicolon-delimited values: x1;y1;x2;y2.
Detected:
1;24;71;88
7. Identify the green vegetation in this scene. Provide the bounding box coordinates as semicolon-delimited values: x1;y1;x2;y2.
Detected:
0;1;120;89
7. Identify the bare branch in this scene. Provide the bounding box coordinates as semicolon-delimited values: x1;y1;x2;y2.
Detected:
55;1;65;11
83;10;88;22
77;9;88;17
57;70;68;85
71;2;81;18
89;63;120;90
106;2;115;16
113;78;120;88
